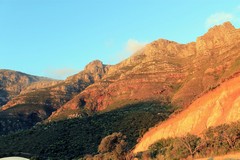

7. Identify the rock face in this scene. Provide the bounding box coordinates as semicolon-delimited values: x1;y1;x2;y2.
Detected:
48;22;240;121
134;73;240;153
196;22;240;52
0;69;57;107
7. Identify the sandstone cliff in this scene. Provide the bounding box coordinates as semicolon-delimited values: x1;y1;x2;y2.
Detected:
134;73;240;153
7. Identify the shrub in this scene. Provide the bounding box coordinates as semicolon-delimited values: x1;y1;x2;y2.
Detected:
148;121;240;159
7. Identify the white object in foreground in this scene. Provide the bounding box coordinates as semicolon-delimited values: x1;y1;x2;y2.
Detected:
0;157;29;160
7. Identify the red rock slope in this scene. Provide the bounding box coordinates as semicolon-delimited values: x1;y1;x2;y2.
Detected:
134;74;240;153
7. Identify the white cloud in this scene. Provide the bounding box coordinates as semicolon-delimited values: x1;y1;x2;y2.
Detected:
45;68;78;79
126;39;146;53
205;12;234;29
115;39;146;61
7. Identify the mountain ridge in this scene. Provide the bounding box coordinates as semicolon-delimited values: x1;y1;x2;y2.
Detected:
48;21;240;121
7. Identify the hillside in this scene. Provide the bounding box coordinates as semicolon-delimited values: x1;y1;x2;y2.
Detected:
0;60;109;135
134;73;240;153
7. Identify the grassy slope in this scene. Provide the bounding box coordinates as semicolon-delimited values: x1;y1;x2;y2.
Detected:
0;101;173;159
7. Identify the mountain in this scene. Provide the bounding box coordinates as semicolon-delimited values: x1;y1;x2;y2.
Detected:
1;22;239;128
0;60;109;134
48;21;240;121
0;22;240;159
134;72;240;153
0;69;58;107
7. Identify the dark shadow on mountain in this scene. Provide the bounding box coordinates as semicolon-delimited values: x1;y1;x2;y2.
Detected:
0;104;56;135
0;89;9;107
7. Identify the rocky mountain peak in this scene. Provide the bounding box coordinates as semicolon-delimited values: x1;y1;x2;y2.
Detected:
196;21;239;52
129;38;196;61
66;60;109;84
209;21;235;32
84;60;105;74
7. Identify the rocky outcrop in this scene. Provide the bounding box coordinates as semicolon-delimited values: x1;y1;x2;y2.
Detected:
134;74;240;153
0;69;56;107
66;60;110;83
48;22;240;121
196;22;240;53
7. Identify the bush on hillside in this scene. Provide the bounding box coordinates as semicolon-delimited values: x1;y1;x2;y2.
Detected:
145;121;240;160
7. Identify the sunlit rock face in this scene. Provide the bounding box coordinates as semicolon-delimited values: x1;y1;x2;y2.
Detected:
134;74;240;153
48;22;240;121
196;22;240;53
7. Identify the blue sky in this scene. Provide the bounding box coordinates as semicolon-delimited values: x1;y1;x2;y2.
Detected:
0;0;240;79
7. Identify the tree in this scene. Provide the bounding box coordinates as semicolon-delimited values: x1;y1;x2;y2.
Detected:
96;132;127;160
98;132;127;154
149;138;172;158
223;122;240;150
177;134;205;158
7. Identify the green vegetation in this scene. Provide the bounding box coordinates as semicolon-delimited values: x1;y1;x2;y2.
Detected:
0;116;34;136
138;121;240;160
83;132;128;160
0;101;173;159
